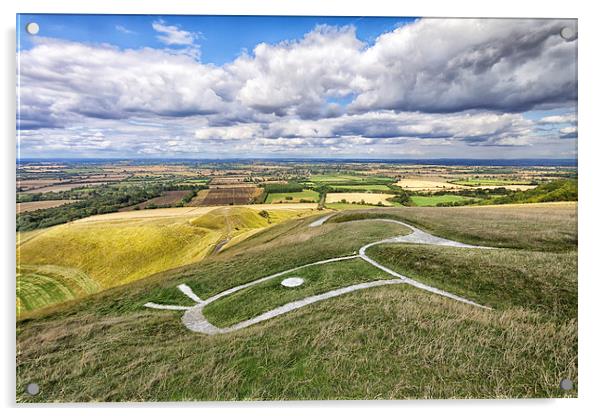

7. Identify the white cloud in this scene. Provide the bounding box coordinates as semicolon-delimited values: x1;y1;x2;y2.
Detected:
540;114;577;124
17;18;578;158
152;20;197;46
115;25;136;35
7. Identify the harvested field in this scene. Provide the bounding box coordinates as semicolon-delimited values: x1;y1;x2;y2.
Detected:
326;192;395;206
200;186;262;206
17;200;77;213
19;182;111;194
17;179;62;192
186;189;210;206
394;178;467;191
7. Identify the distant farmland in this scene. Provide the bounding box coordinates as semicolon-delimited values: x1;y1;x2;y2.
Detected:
17;200;77;213
326;192;395;206
330;184;392;191
19;182;112;194
410;194;475;207
266;189;320;203
195;186;262;206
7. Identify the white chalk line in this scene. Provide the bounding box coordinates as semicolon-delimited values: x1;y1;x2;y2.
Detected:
145;214;493;334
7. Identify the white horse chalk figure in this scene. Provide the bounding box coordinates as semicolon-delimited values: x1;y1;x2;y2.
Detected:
145;216;493;335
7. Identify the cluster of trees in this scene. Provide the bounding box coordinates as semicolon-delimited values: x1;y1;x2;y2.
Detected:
388;190;412;206
486;179;577;205
431;179;577;207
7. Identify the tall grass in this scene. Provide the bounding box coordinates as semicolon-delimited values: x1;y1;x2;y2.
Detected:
16;203;577;401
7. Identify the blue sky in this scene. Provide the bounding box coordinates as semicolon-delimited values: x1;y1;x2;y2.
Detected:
17;14;416;65
16;15;577;159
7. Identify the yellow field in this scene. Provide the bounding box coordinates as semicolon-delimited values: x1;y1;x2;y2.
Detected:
325;192;394;206
17;204;319;312
17;200;77;213
19;182;110;194
394;178;467;191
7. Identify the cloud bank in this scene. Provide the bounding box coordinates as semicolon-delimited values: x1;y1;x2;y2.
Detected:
17;18;578;158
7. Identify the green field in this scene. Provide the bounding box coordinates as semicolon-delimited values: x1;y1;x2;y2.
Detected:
16;203;577;401
410;194;475;206
331;184;392;191
265;189;320;203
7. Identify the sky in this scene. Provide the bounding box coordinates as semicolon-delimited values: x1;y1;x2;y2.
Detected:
16;14;578;159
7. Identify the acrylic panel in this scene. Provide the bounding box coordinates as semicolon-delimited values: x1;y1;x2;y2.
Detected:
16;14;578;402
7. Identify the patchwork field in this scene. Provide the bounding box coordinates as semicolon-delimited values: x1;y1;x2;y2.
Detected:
16;203;577;401
325;192;395;206
196;186;262;205
17;200;77;213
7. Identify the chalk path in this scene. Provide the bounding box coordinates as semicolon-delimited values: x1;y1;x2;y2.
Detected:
145;215;493;334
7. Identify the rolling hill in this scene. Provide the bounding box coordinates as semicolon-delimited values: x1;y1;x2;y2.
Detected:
16;203;577;401
16;205;317;314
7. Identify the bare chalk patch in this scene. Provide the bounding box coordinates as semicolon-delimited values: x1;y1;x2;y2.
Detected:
281;277;304;287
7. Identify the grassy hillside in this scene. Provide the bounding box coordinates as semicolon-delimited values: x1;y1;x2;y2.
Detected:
17;205;316;314
16;203;576;401
17;265;100;314
327;202;577;251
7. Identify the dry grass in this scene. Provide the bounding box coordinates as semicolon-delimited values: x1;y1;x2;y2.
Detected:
326;192;394;206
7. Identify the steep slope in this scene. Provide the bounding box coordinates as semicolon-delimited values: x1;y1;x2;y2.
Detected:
17;205;317;314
